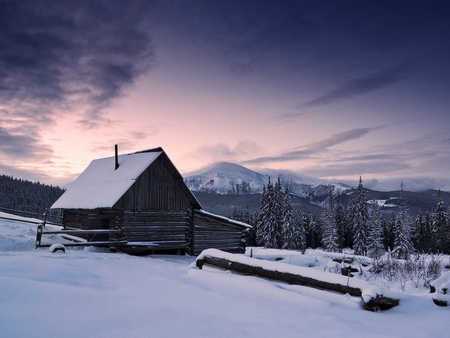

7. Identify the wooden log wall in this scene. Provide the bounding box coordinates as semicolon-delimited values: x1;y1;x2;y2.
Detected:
63;210;90;230
120;210;190;250
192;211;248;255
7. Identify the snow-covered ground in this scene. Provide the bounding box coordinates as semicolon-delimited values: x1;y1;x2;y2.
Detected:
0;212;449;338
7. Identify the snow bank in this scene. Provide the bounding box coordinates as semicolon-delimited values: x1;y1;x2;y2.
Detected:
1;216;450;337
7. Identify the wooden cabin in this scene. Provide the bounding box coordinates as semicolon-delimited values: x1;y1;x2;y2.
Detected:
50;147;250;255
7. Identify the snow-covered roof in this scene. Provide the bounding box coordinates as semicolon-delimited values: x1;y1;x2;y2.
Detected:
52;150;163;209
195;209;252;229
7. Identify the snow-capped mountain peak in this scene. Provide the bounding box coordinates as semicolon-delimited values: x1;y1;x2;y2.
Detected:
184;162;266;194
183;162;351;198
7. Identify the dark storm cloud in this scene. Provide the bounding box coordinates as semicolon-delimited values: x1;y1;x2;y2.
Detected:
0;0;154;128
304;63;417;106
0;0;154;168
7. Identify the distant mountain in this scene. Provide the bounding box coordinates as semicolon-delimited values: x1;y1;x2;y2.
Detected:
184;162;450;218
184;162;351;202
184;162;267;194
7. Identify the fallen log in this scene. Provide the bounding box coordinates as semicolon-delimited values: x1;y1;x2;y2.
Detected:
196;249;400;311
196;249;365;297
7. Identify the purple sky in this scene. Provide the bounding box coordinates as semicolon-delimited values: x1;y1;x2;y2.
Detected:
1;1;449;191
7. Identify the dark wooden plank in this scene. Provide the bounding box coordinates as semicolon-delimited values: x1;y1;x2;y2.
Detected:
39;240;128;247
41;229;122;235
122;225;188;231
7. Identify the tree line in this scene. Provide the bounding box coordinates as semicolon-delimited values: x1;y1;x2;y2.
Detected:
231;177;450;258
0;174;65;214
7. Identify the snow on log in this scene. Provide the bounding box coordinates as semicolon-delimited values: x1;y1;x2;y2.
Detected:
196;249;401;311
49;243;66;253
361;286;400;311
429;270;450;306
196;249;367;297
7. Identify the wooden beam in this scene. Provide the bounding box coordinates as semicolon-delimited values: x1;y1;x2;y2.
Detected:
196;254;362;297
41;229;122;235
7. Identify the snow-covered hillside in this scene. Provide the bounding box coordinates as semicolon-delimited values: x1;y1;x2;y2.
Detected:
1;212;449;337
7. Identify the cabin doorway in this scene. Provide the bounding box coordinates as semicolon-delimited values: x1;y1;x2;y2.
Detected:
88;214;110;241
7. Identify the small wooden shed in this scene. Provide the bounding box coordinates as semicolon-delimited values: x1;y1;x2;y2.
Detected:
50;147;250;255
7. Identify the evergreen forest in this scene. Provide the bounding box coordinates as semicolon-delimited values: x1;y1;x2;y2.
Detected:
232;177;450;257
0;175;65;215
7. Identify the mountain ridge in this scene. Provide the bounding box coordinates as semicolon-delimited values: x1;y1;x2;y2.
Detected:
184;162;450;217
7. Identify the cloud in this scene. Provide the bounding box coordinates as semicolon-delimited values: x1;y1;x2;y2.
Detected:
186;141;265;165
288;131;450;191
241;127;376;166
0;0;155;182
304;63;417;106
0;126;52;159
0;0;154;129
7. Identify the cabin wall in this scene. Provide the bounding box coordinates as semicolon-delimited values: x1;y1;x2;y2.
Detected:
114;156;195;212
63;209;90;229
63;210;121;229
115;210;190;251
192;212;248;256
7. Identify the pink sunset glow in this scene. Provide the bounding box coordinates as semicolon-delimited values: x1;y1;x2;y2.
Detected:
1;1;449;191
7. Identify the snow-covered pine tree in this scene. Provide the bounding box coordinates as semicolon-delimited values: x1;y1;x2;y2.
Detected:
255;184;267;246
412;210;431;253
351;177;369;256
343;200;355;249
431;190;449;254
281;185;297;250
367;199;384;259
304;211;321;249
383;211;396;251
273;177;284;248
258;178;279;248
393;182;414;259
321;188;339;252
242;205;252;226
333;192;346;250
294;210;307;252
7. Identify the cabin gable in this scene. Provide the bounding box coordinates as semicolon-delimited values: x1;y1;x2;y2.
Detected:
113;154;200;211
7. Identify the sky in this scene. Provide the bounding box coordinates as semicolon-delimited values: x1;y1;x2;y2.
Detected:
1;0;450;191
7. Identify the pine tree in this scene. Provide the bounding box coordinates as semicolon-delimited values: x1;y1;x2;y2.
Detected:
321;189;339;252
281;185;299;250
413;210;431;253
272;177;284;248
350;177;369;256
367;200;384;259
305;211;321;249
294;210;307;252
393;182;414;259
431;190;449;254
255;185;267;246
333;193;346;250
257;178;279;248
383;211;396;251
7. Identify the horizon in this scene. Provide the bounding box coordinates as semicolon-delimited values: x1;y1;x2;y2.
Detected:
1;1;449;191
2;157;447;194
